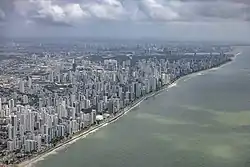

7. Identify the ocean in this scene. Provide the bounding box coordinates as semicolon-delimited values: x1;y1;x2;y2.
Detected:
36;46;250;167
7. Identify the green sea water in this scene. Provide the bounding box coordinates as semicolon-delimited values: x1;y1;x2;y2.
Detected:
36;47;250;167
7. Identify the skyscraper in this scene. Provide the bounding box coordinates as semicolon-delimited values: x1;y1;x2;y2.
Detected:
23;95;28;104
11;114;17;139
19;79;25;93
8;124;13;140
8;99;15;112
0;98;2;111
72;59;77;72
28;77;32;89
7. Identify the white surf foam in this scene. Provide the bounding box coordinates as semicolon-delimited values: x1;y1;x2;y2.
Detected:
197;72;204;76
168;82;177;88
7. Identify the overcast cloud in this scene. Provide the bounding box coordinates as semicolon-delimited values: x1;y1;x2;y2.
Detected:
0;0;250;41
10;0;250;23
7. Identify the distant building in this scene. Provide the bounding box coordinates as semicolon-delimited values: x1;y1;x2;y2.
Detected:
19;79;25;93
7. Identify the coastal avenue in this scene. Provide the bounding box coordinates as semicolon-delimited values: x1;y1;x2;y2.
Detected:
0;39;232;166
35;47;250;167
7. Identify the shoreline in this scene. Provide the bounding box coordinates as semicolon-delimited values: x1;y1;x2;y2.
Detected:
17;52;241;167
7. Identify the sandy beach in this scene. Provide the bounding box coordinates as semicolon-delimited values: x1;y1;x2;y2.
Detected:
18;92;152;167
17;78;181;167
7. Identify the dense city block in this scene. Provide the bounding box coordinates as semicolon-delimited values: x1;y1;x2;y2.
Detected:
0;39;234;165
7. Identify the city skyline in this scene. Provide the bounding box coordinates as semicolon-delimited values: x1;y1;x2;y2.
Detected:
0;1;249;166
0;41;235;165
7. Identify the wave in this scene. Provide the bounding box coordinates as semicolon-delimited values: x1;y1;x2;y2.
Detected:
168;82;177;88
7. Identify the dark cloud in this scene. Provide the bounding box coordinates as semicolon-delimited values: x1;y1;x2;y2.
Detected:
0;0;247;26
0;0;14;18
0;0;249;42
190;1;248;21
178;0;249;3
31;15;73;27
0;10;5;21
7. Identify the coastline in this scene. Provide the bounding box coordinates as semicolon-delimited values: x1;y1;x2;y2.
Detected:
17;52;241;167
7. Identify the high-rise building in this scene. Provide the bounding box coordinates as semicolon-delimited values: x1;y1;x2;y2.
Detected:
25;140;36;153
19;79;25;93
68;120;73;135
118;87;123;98
135;82;141;98
72;120;78;133
7;141;14;152
97;101;104;113
70;94;76;106
19;125;25;138
23;95;29;104
57;125;65;137
8;124;13;140
10;114;17;139
28;77;32;89
0;97;2;111
49;71;54;82
35;135;42;151
8;99;15;112
57;72;61;83
91;109;96;124
69;107;76;120
72;59;77;72
85;99;91;109
83;113;91;126
26;110;34;132
41;124;49;144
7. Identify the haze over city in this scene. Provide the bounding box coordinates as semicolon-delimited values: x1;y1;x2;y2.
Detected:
0;0;250;42
1;1;250;167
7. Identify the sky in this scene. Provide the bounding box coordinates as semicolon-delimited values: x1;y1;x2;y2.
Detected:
0;0;250;42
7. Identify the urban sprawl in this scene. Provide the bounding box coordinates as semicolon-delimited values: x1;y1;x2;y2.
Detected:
0;40;234;165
